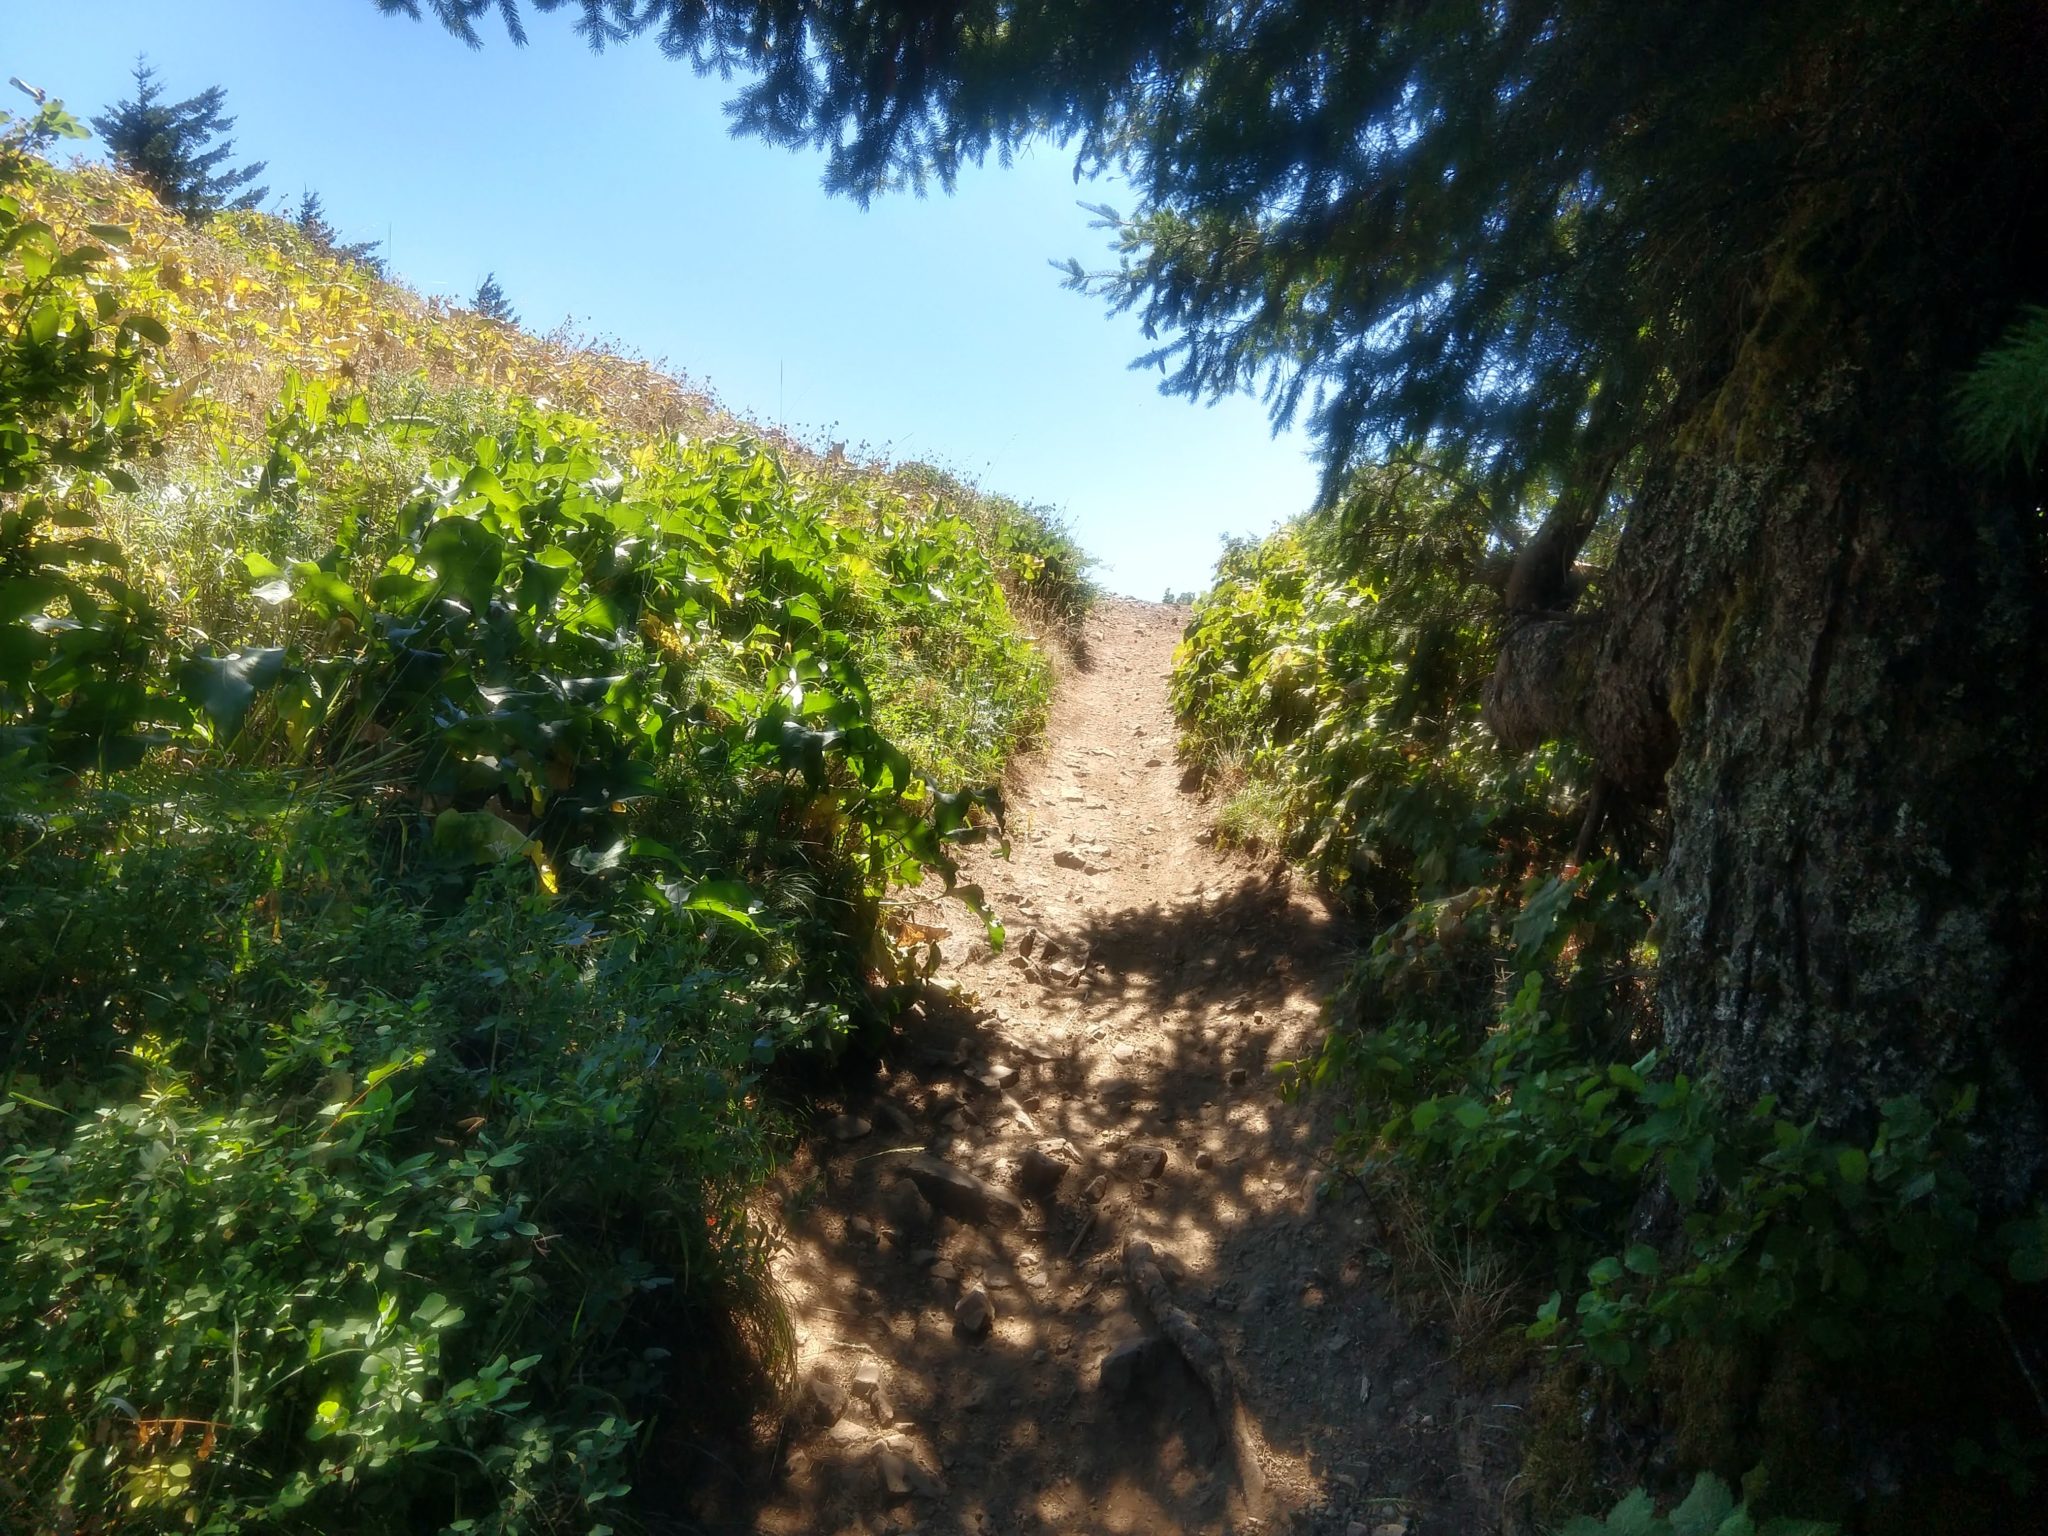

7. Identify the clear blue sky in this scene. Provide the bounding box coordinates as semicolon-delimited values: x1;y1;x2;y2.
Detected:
4;0;1322;598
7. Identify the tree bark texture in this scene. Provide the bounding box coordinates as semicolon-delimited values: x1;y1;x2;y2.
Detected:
1531;354;2047;1195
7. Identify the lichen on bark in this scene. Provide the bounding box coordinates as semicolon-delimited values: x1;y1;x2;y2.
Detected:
1487;235;2048;1192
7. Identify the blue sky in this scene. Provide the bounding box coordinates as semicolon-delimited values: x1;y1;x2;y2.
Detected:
4;0;1322;597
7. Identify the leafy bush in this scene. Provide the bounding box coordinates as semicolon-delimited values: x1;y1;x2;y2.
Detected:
1176;451;2048;1515
1;786;787;1533
1173;467;1585;911
0;123;1071;1532
888;460;1096;636
1558;1473;1833;1536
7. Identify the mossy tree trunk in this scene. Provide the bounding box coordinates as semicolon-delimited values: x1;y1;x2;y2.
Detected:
1492;243;2048;1186
1626;387;2042;1188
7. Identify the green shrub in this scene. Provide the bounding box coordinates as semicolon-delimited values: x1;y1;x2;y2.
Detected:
1558;1473;1833;1536
0;127;1062;1533
1177;452;2048;1513
1173;469;1585;911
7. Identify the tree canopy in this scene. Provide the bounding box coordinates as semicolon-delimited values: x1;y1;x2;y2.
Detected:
471;270;518;325
293;188;385;273
91;58;268;221
378;0;2046;514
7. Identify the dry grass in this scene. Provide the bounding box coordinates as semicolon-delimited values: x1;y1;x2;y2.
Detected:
1376;1175;1526;1361
23;158;753;455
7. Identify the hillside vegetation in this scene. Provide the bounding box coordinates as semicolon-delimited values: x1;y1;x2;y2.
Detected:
0;103;1086;1534
1172;471;2048;1524
373;1;2048;1528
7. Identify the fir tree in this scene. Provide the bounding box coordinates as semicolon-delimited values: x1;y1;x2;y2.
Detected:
384;1;2048;1171
91;58;267;221
471;272;518;326
293;190;386;276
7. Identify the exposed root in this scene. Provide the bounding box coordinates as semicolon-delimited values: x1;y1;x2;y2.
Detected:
1123;1237;1269;1512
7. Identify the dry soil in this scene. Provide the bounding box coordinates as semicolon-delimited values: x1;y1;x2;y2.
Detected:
688;598;1523;1536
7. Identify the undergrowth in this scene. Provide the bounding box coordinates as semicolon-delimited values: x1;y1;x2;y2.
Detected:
1172;462;2048;1529
0;105;1087;1533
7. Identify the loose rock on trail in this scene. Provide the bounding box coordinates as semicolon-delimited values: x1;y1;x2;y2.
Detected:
693;598;1522;1535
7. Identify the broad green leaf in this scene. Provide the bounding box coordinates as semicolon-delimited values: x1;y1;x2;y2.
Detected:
1669;1473;1738;1536
676;878;764;936
422;517;506;614
432;808;532;864
119;313;171;347
179;648;286;740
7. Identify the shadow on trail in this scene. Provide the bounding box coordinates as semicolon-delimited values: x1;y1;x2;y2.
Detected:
651;859;1520;1536
1065;862;1342;1021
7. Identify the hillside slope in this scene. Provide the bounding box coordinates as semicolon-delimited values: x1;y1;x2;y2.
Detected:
0;118;1089;1536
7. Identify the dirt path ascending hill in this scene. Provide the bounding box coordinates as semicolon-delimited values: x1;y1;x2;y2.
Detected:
703;598;1520;1536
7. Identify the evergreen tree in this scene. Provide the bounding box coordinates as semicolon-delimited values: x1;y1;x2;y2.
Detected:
91;58;267;221
383;1;2048;1174
471;272;518;326
292;190;385;275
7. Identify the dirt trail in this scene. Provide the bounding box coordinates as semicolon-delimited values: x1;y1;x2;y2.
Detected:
705;599;1520;1535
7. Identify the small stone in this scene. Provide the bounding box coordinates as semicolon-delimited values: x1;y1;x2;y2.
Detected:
1373;1521;1410;1536
876;1446;915;1497
1052;848;1090;871
954;1286;994;1338
1117;1144;1168;1180
929;1260;960;1282
804;1373;848;1425
826;1113;872;1141
1083;1174;1109;1203
884;1179;935;1234
1194;1149;1214;1170
1227;1067;1249;1087
974;1062;1018;1091
847;1216;877;1244
902;1153;1027;1228
852;1359;884;1399
1098;1335;1160;1399
874;1100;916;1136
1016;1145;1068;1200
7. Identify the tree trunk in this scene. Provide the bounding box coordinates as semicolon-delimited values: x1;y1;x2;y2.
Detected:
1586;327;2048;1192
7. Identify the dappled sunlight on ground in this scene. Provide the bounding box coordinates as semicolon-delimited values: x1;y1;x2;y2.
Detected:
660;599;1523;1536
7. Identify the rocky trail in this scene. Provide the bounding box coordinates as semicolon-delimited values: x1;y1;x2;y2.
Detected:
687;599;1523;1535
